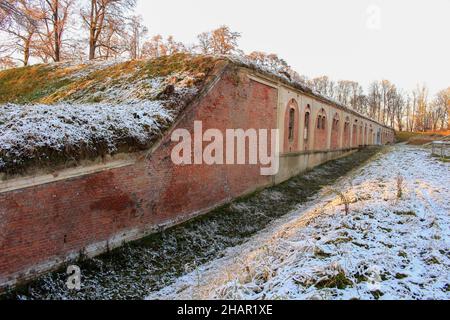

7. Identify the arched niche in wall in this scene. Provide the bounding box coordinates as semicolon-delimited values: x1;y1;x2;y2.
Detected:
314;108;328;150
330;112;341;150
343;116;351;148
364;123;368;146
359;123;364;146
283;98;299;153
352;119;359;147
303;104;311;151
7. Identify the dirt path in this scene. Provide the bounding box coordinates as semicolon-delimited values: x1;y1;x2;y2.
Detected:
147;145;450;300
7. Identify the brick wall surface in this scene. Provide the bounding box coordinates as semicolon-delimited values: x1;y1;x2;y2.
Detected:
0;67;395;288
0;69;277;286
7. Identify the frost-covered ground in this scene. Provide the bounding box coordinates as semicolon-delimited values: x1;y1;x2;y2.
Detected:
148;145;450;300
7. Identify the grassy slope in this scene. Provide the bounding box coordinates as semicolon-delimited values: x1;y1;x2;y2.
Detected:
0;54;221;176
0;63;74;104
395;131;449;145
0;54;219;105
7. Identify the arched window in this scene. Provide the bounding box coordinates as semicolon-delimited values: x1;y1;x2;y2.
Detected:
303;104;314;150
332;118;339;131
344;116;351;148
353;119;358;147
314;108;328;150
284;99;299;152
304;112;310;135
317;110;326;131
304;105;311;141
331;113;340;150
288;108;295;141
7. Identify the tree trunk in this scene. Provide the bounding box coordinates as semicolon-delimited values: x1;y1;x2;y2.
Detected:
23;41;30;66
88;0;96;60
89;38;96;60
53;0;60;62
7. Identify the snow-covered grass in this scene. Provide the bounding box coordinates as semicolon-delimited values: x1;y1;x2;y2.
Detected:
0;102;173;174
0;54;217;174
148;145;450;300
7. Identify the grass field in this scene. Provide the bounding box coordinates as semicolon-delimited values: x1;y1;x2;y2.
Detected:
395;130;450;145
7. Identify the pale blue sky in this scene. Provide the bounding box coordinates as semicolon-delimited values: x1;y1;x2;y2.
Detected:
136;0;450;96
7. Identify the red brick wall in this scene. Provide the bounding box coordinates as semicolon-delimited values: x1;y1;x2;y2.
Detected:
352;124;358;147
303;107;312;151
314;111;328;150
0;69;278;287
343;122;351;148
330;118;340;150
359;125;364;146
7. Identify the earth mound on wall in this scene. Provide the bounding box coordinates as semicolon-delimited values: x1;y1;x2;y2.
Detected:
0;54;224;176
0;52;378;177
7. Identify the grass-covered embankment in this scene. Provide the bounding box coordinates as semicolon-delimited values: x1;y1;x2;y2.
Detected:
0;54;219;105
0;54;221;176
395;131;449;145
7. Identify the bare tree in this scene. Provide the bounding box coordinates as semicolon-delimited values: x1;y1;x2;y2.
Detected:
0;0;41;66
0;55;16;69
432;88;450;130
95;14;124;59
393;89;406;131
368;81;381;120
0;0;25;25
196;31;210;54
81;0;136;60
335;80;351;106
308;76;335;98
196;25;241;55
165;35;185;55
141;34;164;58
348;81;366;114
141;34;186;59
34;0;74;62
124;15;147;59
0;0;13;28
380;80;395;125
412;84;429;132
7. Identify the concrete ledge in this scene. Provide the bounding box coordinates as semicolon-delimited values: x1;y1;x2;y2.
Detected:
280;147;360;158
0;158;136;194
